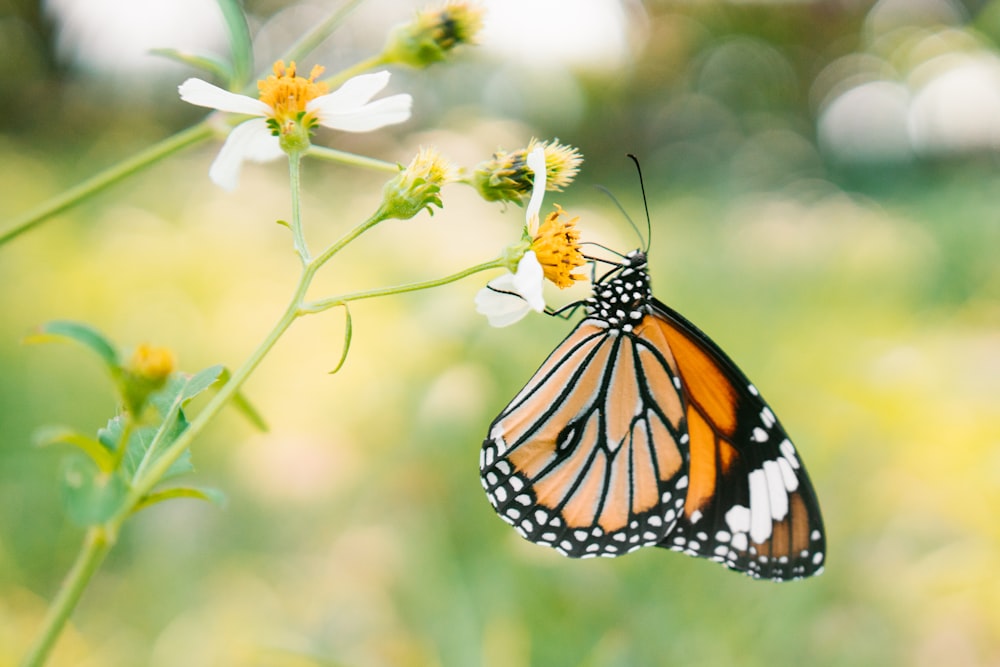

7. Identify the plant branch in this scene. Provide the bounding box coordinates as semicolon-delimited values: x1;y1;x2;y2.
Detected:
1;123;213;246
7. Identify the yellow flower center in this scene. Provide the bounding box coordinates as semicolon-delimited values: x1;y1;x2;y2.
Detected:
531;205;587;289
257;60;329;129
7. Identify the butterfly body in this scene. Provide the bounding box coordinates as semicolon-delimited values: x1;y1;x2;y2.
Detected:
480;250;826;581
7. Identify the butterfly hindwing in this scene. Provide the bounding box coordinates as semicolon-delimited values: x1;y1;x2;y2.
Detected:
648;299;826;580
481;319;691;558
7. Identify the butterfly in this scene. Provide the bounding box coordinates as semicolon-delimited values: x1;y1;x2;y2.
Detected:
479;248;825;581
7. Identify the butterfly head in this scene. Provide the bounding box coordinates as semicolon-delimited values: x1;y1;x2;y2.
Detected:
585;250;651;332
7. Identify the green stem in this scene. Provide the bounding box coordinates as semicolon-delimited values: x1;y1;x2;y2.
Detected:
275;0;369;85
19;528;111;667
302;258;506;313
324;54;390;90
1;123;213;246
306;146;399;173
109;414;135;471
126;292;302;518
288;153;309;261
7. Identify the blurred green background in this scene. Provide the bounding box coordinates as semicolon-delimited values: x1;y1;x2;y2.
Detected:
2;0;1000;665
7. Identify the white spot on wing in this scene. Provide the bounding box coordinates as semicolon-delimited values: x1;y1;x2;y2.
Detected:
779;439;799;469
777;456;799;492
748;469;773;544
725;505;750;534
763;460;788;522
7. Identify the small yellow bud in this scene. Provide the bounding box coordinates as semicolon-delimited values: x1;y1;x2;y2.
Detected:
122;343;177;415
382;2;485;68
128;344;177;383
377;147;456;220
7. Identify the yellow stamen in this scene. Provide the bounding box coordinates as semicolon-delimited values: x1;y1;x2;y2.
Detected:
531;205;587;288
257;60;329;126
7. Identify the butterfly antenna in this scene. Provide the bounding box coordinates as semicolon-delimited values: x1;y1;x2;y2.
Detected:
627;154;652;252
594;184;647;251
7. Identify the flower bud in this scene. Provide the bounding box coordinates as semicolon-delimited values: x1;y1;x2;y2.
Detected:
382;2;485;68
377;147;455;220
122;344;177;415
470;139;583;205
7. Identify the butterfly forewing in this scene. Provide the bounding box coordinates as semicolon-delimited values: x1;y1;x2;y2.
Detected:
482;320;691;558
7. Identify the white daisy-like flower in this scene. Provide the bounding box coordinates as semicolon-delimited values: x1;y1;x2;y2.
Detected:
178;61;413;190
475;147;550;327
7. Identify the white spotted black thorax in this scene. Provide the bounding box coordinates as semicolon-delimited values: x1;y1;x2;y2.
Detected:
584;250;652;332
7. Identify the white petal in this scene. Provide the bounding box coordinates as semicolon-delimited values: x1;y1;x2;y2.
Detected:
524;147;547;231
208;118;283;191
474;252;547;328
178;78;270;116
318;71;392;109
510;252;546;312
475;283;532;328
312;94;413;132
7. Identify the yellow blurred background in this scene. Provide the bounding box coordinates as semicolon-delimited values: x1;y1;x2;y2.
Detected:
2;0;1000;665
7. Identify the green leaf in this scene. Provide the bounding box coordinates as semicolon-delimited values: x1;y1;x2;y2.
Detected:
34;426;114;472
150;48;233;83
60;454;129;527
99;416;193;481
217;367;268;432
25;320;120;370
133;485;227;514
183;364;225;400
149;365;224;417
215;0;253;90
328;305;352;375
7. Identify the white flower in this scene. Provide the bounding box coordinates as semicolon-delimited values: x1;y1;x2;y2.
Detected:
475;147;549;327
178;61;413;190
475;251;546;327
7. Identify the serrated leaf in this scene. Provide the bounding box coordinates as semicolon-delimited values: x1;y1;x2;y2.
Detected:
149;365;224;418
133;485;227;514
60;454;129;527
34;426;114;472
183;364;225;400
25;320;120;370
150;48;233;83
100;416;193;481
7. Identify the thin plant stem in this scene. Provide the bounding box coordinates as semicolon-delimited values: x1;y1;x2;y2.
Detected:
275;0;369;85
19;528;111;667
1;123;213;246
288;153;310;262
302;258;506;314
306;146;399;173
323;54;390;90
